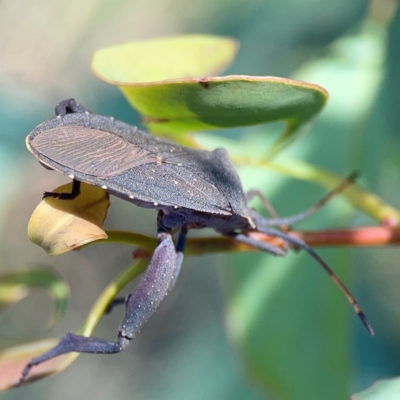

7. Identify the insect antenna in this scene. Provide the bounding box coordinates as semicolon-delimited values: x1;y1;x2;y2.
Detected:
253;224;374;336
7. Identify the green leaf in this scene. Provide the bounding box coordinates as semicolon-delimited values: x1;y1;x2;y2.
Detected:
91;34;238;84
91;36;327;154
351;377;400;399
0;269;69;327
123;77;326;136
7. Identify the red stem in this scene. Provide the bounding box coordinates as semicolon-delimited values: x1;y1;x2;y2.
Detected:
285;226;400;247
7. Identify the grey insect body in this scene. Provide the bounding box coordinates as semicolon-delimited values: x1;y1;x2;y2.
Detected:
20;99;373;385
28;109;249;223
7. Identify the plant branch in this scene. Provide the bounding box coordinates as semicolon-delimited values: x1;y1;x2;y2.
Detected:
101;226;400;257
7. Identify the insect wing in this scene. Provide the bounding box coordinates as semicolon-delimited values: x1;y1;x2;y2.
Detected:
106;157;233;214
27;113;233;214
27;124;158;178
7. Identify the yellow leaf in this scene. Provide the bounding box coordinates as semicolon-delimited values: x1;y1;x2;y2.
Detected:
28;182;110;255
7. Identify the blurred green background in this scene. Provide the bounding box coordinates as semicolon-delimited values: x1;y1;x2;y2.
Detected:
1;0;400;399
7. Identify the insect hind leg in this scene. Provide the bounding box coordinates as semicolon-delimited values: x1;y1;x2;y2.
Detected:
104;226;187;316
19;232;181;385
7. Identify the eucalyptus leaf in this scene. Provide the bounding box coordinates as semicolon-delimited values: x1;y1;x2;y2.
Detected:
92;35;238;84
91;37;327;155
28;182;109;255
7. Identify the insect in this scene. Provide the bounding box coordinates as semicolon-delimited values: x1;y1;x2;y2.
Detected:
20;99;373;384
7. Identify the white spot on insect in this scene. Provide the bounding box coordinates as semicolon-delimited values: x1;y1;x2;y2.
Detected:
129;195;134;199
68;174;75;179
174;205;178;209
101;185;108;189
174;180;178;185
153;202;159;206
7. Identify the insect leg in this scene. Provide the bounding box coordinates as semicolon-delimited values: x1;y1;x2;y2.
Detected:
104;297;126;314
249;172;359;227
246;189;281;220
19;232;179;385
246;189;289;232
118;232;178;339
106;226;187;314
227;232;287;256
105;226;187;315
43;179;81;200
168;226;187;291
